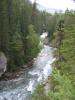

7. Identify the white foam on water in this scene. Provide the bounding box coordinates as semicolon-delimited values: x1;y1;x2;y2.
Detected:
37;74;43;82
0;86;28;100
43;58;56;79
28;70;40;76
27;80;35;92
40;32;48;39
0;96;4;100
37;58;56;82
43;61;52;80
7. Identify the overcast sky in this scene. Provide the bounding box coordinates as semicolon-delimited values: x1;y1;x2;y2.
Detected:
30;0;75;11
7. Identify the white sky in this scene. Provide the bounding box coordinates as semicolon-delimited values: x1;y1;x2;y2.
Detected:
30;0;75;11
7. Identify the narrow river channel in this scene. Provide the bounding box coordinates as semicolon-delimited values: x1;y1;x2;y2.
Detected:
0;33;56;100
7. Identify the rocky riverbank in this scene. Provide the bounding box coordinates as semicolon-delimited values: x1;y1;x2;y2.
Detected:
0;60;34;81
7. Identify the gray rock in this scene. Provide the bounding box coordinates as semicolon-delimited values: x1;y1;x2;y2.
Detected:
0;52;7;77
22;65;27;69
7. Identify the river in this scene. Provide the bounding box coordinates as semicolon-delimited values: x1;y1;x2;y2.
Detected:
0;32;55;100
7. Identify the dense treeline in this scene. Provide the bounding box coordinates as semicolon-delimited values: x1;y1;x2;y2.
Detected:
0;0;33;71
0;0;59;72
32;10;75;100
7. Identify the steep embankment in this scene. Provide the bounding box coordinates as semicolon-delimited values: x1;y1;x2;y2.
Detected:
49;12;75;100
32;11;75;100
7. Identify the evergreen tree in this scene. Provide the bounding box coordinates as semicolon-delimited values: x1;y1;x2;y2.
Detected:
25;25;40;63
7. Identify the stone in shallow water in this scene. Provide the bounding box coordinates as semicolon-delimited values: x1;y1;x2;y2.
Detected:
0;52;7;77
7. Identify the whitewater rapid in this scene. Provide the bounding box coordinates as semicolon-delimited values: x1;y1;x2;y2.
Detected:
0;32;55;100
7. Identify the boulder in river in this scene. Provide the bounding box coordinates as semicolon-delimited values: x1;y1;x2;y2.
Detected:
0;52;7;77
